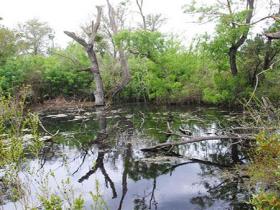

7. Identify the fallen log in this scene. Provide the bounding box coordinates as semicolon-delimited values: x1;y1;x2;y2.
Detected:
141;135;255;152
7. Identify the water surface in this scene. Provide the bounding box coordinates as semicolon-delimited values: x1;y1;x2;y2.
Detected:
2;105;252;210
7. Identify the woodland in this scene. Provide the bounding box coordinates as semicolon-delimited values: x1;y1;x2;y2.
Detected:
0;0;280;209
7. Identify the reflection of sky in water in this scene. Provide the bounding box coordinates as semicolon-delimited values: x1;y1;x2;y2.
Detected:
2;105;250;209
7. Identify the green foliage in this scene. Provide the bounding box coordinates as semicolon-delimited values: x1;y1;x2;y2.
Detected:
72;196;85;210
0;89;44;207
89;180;109;210
116;30;206;103
0;26;17;66
203;72;251;104
1;6;280;105
0;52;92;100
40;194;63;210
257;69;280;101
115;30;165;62
247;132;280;189
251;192;280;210
17;18;53;55
42;57;92;99
0;89;42;167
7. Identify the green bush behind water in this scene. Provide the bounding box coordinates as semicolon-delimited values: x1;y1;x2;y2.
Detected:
1;27;280;105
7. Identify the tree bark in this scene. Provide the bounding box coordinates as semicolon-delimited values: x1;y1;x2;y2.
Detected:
106;0;131;99
136;0;147;30
265;31;280;40
228;0;254;76
86;45;105;106
263;38;272;70
229;46;238;76
64;6;105;106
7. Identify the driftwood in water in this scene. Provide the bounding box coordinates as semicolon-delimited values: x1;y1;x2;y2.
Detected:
141;135;254;152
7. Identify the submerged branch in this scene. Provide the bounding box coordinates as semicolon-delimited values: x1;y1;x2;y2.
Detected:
141;135;254;152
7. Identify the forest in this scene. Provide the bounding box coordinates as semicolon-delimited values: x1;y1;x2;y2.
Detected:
0;0;280;209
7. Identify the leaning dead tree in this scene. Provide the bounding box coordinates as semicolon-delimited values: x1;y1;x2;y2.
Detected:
64;6;105;106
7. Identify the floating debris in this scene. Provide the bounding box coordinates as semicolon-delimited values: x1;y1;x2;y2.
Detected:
68;115;88;121
22;134;34;142
40;136;53;141
140;156;188;165
45;114;68;118
125;114;134;119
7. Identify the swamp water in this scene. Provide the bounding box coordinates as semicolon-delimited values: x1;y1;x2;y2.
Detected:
2;105;252;210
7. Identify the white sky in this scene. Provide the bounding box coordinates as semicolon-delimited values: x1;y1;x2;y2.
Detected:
0;0;274;48
0;0;215;47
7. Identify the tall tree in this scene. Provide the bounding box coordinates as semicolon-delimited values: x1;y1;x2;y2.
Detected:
228;0;254;76
64;6;105;106
185;0;257;76
0;24;17;65
17;18;53;55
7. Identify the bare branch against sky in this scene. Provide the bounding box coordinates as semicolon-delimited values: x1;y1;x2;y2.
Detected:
1;0;270;47
0;0;217;47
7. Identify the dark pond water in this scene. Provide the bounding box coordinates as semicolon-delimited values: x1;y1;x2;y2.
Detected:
3;105;253;210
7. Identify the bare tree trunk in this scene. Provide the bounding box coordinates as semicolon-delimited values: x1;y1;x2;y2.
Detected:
136;0;147;30
64;6;105;106
229;46;238;76
109;50;131;98
263;38;272;70
93;72;105;106
86;45;105;106
228;0;254;76
106;0;131;99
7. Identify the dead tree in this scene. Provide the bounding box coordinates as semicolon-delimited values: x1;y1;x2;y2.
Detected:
105;0;131;99
145;14;166;32
136;0;147;30
64;6;105;106
135;0;166;31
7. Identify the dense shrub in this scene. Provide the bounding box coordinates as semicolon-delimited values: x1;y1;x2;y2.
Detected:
0;53;93;101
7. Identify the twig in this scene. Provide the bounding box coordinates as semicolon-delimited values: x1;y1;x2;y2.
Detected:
37;116;59;137
246;58;280;106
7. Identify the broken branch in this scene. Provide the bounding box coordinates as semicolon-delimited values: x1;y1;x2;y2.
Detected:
64;31;87;48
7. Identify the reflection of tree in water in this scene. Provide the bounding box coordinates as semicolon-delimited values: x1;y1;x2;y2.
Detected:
117;143;131;210
77;107;118;199
116;108;252;210
190;140;253;210
0;177;17;206
72;107;145;209
134;109;253;210
111;112;165;210
132;177;158;210
37;107;253;210
191;167;252;210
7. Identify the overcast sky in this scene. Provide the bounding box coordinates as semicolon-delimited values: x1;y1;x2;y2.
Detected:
0;0;216;47
1;0;273;48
